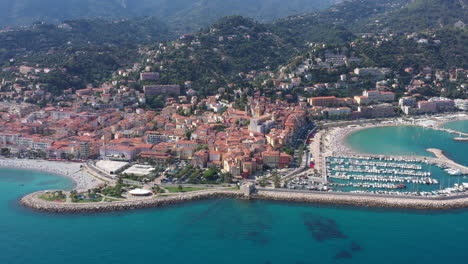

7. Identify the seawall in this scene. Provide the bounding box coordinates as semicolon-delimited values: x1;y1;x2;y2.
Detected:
253;191;468;210
20;190;243;213
20;188;468;213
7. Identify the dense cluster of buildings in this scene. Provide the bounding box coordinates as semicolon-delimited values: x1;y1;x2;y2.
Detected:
1;87;310;179
1;27;467;182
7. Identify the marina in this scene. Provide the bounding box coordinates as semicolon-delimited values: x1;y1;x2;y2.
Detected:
325;156;467;196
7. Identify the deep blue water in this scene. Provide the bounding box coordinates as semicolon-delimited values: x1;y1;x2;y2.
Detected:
2;168;468;264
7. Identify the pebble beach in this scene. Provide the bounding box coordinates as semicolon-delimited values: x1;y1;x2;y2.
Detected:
0;159;103;191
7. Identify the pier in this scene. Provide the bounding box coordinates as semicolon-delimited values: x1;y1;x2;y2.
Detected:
426;148;468;175
430;127;468;137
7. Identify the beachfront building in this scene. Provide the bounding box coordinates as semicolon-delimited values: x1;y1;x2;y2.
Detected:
308;96;338;107
455;99;468;111
95;160;129;175
417;101;437;113
99;145;137;161
355;90;395;105
428;97;456;112
358;103;395;118
399;97;417;115
0;133;20;145
399;97;416;107
321;107;351;118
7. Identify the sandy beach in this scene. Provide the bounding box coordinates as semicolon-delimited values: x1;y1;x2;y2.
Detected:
0;159;103;191
323;113;468;158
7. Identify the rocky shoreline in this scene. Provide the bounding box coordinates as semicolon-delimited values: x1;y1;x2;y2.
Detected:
20;189;468;213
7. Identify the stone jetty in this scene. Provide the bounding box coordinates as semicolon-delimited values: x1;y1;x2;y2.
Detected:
431;127;468;137
253;190;468;210
21;190;243;213
20;187;468;213
426;148;468;174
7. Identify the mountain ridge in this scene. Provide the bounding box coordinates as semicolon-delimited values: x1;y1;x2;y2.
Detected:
0;0;336;31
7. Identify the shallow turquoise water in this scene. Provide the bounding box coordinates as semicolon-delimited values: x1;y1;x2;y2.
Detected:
443;120;468;133
346;126;468;166
2;168;468;264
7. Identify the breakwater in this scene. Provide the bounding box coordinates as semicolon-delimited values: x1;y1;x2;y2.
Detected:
21;190;243;213
20;188;468;213
431;127;468;137
253;190;468;210
426;148;468;174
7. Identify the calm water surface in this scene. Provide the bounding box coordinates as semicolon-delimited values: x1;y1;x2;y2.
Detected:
1;168;468;264
442;120;468;133
346;125;468;166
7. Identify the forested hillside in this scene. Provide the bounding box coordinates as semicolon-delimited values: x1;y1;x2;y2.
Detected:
155;16;296;93
0;0;335;31
382;0;467;32
0;17;172;65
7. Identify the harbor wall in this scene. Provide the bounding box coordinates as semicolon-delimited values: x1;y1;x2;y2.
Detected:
253;190;468;210
20;188;468;213
20;190;243;213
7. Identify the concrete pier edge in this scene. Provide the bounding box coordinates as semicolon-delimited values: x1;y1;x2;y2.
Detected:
20;189;468;213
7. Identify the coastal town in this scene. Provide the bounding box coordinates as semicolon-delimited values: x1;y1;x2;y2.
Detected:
3;1;468;264
0;4;467;211
1;56;468;210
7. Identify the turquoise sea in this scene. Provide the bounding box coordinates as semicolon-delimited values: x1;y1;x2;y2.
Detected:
2;167;468;264
345;124;468;166
442;120;468;133
2;123;468;264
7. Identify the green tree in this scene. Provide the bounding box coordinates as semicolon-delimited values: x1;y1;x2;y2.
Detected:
258;177;268;188
221;172;233;183
272;170;281;188
0;148;10;157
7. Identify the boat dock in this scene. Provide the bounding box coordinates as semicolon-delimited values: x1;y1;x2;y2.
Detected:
426;148;468;175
